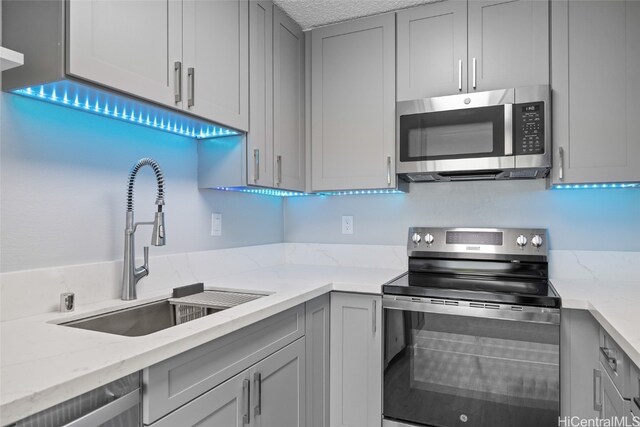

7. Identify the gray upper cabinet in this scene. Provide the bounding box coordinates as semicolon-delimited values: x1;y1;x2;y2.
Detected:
551;0;640;185
311;14;396;191
397;0;548;100
273;7;306;192
248;0;274;187
396;1;468;100
247;2;305;192
467;0;549;92
252;338;306;427
330;292;382;427
67;0;183;108
183;0;249;131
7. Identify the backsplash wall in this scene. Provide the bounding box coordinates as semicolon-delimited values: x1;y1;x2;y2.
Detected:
284;179;640;251
0;93;284;272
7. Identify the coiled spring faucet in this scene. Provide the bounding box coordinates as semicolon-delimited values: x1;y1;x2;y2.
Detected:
122;158;166;300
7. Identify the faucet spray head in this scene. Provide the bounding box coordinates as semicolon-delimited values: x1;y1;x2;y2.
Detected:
152;210;165;246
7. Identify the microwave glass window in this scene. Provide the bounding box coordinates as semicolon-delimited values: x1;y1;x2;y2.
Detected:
400;105;506;162
408;122;494;158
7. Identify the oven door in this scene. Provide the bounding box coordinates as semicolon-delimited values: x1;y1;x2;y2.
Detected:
397;89;515;176
383;297;560;427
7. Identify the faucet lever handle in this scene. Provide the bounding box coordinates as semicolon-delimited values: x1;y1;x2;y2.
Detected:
143;246;149;271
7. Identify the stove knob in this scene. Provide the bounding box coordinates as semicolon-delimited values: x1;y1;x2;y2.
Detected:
531;235;543;248
516;235;528;247
424;233;435;245
411;233;421;244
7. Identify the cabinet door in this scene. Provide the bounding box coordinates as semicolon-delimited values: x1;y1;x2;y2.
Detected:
552;0;640;184
252;338;306;427
248;0;274;187
396;1;467;100
561;309;602;419
330;293;382;427
467;0;549;92
183;0;249;131
311;14;396;191
67;0;182;108
306;294;330;427
601;363;630;420
273;6;305;192
152;371;249;427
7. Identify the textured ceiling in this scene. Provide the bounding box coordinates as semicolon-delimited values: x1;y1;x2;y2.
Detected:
272;0;441;30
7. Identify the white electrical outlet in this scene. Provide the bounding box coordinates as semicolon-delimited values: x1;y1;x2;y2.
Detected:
342;215;354;234
211;213;222;236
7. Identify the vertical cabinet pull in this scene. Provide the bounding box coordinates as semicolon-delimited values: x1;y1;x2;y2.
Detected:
174;62;182;103
558;147;565;181
276;155;282;187
254;373;262;417
472;57;477;90
600;347;618;373
372;300;377;334
253;149;260;182
242;378;250;424
187;67;195;107
386;156;392;186
458;59;463;91
593;369;602;413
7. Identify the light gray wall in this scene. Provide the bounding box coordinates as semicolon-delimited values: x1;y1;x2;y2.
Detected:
284;179;640;251
0;92;283;272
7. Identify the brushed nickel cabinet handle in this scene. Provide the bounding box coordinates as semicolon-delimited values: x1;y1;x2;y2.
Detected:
372;300;377;334
174;61;182;103
242;378;250;424
472;57;477;90
253;149;260;182
187;67;195;107
386;156;392;186
593;369;602;413
558;147;565;181
276;155;282;187
458;59;463;91
254;372;262;417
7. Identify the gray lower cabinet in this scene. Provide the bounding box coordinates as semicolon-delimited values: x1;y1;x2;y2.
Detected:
631;363;640;417
310;14;396;191
551;0;640;185
330;292;382;427
600;362;629;420
305;294;331;427
561;309;601;419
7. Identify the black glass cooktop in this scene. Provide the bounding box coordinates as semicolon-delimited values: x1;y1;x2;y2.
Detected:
383;273;561;308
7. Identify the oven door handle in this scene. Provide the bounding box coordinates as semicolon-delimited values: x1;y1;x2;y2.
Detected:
382;297;560;325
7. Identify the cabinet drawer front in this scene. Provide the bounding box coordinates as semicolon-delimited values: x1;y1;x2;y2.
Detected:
599;329;631;398
631;362;640;417
601;362;630;419
143;305;305;424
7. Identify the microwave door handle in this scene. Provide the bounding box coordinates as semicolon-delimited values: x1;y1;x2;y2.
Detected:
504;104;513;156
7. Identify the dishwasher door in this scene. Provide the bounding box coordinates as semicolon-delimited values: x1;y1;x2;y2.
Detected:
12;372;140;427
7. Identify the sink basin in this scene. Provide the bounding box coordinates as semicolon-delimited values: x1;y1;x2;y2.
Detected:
62;290;265;337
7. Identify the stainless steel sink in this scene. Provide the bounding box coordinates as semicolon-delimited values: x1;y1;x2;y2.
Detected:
63;299;227;337
63;290;265;337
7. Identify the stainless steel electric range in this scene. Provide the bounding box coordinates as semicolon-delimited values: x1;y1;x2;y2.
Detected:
382;227;561;427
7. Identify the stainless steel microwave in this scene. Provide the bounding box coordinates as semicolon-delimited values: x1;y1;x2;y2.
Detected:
396;85;550;182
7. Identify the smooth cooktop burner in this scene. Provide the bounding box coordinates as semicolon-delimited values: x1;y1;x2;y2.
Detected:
383;273;561;308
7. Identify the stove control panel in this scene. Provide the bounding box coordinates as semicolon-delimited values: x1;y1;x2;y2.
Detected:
408;227;548;260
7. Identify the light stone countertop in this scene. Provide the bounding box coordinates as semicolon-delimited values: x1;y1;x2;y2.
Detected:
2;263;639;426
0;264;404;426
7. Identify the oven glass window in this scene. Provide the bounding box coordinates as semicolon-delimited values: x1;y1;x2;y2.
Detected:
400;105;506;162
383;309;559;427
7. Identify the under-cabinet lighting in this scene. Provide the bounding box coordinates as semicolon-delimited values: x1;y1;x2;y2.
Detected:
214;187;407;197
553;183;640;190
12;81;239;140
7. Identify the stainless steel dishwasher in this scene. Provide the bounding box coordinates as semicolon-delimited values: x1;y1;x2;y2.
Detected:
11;372;140;427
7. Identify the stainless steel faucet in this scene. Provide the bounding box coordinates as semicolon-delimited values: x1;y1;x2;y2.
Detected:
122;158;166;300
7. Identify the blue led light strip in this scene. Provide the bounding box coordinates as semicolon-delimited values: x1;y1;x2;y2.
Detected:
214;187;406;197
553;183;640;190
12;81;239;139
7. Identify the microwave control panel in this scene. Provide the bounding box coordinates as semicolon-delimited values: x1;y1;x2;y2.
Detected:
514;102;545;155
